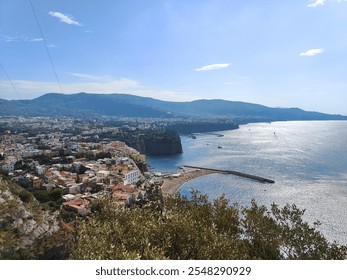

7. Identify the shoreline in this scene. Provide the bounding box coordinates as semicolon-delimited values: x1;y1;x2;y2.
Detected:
160;169;216;196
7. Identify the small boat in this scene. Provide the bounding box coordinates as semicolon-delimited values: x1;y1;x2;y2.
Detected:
191;134;196;139
218;146;222;149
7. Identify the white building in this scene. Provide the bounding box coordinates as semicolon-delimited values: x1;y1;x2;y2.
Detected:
35;165;46;176
0;157;17;172
68;183;82;194
120;157;131;165
123;169;141;185
96;170;110;178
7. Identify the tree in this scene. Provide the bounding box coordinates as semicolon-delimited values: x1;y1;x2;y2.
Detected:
240;200;347;259
70;193;347;260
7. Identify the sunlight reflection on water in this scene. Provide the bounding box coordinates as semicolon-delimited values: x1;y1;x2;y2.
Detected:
148;121;347;244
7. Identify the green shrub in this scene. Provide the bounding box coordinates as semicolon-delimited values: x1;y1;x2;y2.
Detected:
18;190;32;203
71;193;347;260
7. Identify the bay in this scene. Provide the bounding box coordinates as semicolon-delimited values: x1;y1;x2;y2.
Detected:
147;121;347;244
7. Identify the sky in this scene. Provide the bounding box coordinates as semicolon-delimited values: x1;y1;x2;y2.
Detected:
1;0;347;115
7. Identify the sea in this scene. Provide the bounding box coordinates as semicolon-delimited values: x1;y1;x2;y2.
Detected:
147;121;347;245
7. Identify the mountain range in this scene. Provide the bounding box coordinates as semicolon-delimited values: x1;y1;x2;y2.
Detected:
1;92;346;121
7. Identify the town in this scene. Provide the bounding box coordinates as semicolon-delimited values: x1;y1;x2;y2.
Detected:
0;116;166;220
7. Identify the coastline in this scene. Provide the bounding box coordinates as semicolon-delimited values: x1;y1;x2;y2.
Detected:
160;169;216;196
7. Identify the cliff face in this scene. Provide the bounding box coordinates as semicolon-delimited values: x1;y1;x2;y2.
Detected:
114;129;183;156
0;175;61;259
141;130;183;156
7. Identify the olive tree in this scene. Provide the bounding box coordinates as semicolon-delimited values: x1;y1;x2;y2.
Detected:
70;193;347;260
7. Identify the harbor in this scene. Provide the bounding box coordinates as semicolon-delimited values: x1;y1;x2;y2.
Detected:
182;165;275;184
159;164;275;196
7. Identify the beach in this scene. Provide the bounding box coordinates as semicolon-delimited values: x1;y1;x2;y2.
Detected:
160;169;216;196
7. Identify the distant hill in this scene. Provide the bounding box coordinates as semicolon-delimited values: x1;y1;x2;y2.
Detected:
0;93;172;118
1;92;346;121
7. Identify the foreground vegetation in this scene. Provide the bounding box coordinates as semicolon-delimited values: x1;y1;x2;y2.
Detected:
1;172;345;260
0;175;71;260
71;192;346;260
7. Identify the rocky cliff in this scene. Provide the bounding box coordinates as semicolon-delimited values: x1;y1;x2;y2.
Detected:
0;175;61;259
111;129;183;156
141;130;183;155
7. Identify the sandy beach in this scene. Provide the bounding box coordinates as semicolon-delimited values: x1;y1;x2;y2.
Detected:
160;169;216;196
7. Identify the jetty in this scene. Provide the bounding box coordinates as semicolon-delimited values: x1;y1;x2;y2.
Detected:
204;132;224;137
182;165;275;184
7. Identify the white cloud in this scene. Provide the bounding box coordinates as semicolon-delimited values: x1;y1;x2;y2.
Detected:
30;38;43;42
308;0;347;7
0;34;43;43
49;11;82;26
308;0;327;7
1;35;22;42
195;63;230;71
299;48;325;56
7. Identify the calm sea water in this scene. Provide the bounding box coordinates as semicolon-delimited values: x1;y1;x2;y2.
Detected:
147;121;347;244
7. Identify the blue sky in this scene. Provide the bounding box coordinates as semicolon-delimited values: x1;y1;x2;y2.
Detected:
1;0;347;114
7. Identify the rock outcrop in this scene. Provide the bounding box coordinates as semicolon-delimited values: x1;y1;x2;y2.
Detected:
141;130;183;155
115;129;183;156
0;176;61;259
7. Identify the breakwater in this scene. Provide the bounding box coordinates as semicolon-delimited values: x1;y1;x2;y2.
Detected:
182;165;275;184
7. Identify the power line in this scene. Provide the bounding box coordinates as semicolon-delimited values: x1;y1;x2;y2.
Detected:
29;0;64;94
0;62;20;99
